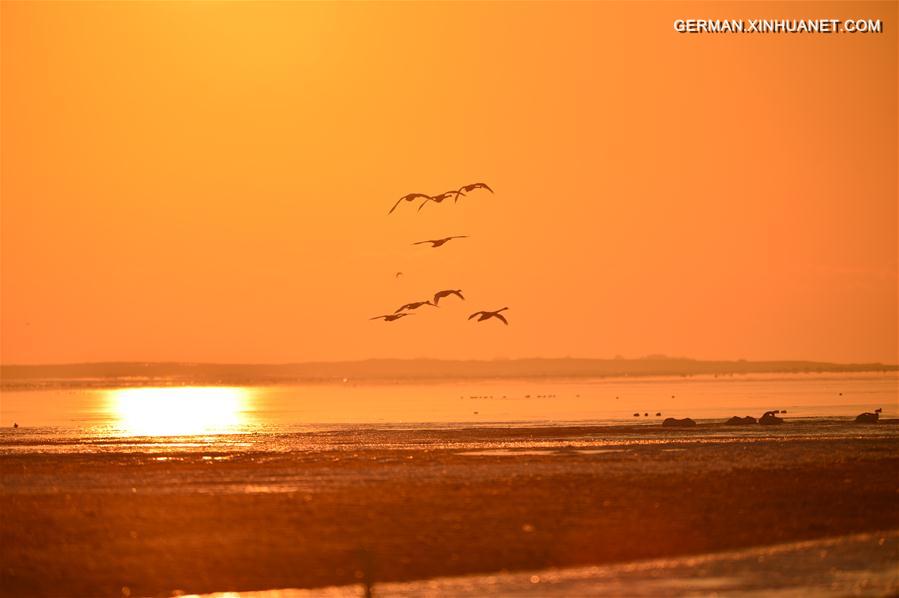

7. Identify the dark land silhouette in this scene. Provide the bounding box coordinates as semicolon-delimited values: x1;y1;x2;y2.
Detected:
1;357;896;390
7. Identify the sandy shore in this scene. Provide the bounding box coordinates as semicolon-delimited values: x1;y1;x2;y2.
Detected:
189;530;899;597
1;426;898;597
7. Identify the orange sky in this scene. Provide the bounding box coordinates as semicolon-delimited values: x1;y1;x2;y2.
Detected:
1;1;896;365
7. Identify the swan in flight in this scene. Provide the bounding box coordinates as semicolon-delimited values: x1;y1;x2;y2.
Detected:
394;300;437;313
388;193;433;215
454;182;494;201
433;289;464;305
417;191;461;211
370;313;415;322
468;307;509;325
413;235;468;248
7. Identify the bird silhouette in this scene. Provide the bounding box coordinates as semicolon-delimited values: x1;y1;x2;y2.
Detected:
433;289;465;305
417;191;460;212
468;307;509;325
395;272;403;278
394;300;437;313
453;182;494;202
370;313;415;322
759;410;783;425
388;193;432;215
854;407;882;423
413;235;468;248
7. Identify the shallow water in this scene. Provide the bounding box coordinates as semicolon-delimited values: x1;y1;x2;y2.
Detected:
0;372;896;454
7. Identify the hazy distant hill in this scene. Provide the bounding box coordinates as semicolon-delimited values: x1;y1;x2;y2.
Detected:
1;357;895;390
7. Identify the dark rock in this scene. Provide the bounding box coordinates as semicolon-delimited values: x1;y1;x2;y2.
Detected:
662;417;696;428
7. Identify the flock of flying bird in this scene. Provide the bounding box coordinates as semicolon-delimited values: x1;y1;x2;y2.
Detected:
387;182;495;215
371;183;510;325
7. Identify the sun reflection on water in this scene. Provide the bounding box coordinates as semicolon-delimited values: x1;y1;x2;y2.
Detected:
107;387;253;436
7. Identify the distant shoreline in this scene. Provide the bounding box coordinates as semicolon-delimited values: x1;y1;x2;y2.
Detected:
2;358;896;391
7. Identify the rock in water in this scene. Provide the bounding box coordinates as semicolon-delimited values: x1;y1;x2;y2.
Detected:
662;417;696;428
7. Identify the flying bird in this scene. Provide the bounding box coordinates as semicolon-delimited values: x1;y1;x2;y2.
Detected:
394;300;438;313
433;289;465;305
395;272;404;278
417;191;460;211
413;235;468;248
468;307;509;325
370;313;415;322
454;182;494;202
388;193;432;215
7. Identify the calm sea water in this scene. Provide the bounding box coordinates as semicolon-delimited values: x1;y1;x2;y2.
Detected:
0;372;896;452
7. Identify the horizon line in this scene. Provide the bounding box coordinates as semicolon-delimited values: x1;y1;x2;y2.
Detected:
3;356;898;369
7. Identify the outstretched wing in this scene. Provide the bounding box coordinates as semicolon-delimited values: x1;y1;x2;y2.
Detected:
434;289;464;304
387;198;404;215
493;313;509;325
468;311;485;320
412;240;434;246
463;183;493;193
389;193;430;214
370;315;388;320
394;303;413;313
416;198;434;212
448;235;469;240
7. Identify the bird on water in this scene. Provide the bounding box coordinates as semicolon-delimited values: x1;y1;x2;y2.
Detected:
468;307;509;325
759;410;784;425
855;408;882;423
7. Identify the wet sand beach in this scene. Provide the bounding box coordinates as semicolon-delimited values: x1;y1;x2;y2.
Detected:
2;423;897;597
190;530;899;597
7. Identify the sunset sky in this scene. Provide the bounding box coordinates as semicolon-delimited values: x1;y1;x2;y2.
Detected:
1;1;896;365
